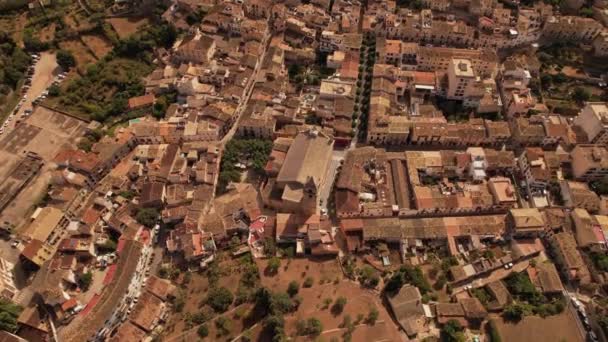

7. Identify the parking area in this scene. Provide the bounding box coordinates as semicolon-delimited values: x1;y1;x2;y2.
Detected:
1;52;59;135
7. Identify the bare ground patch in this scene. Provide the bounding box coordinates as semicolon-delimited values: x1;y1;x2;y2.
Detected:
58;39;97;72
81;34;113;59
107;17;148;39
492;311;584;342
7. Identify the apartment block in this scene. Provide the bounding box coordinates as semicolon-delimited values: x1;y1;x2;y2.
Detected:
571;144;608;180
574;102;608;144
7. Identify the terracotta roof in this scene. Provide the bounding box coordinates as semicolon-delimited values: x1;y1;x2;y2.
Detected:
128;94;155;109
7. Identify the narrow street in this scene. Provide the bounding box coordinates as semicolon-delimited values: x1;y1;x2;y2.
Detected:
220;29;272;147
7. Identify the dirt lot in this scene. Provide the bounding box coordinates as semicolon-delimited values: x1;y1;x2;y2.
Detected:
107;17;148;39
0;106;86;232
257;257;344;291
59;39;97;71
492;311;584;342
63;12;94;31
256;257;405;342
82;35;113;59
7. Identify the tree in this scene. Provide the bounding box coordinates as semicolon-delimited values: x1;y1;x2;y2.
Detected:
441;319;466;342
590;252;608;272
264;315;285;340
136;208;159;228
367;307;379;325
197;324;209;337
552;73;567;84
0;300;22;333
303;277;314;288
580;7;594;17
306;317;323;336
296;317;323;336
48;84;61;97
487;320;502;342
591;176;608;196
503;303;526;322
270;292;294;314
287;281;299;297
152;96;168;119
57;49;76;71
79;272;93;291
206;287;234;313
215;316;232;336
78;137;93;152
385;265;431;295
434;274;447;290
572;87;591;104
359;265;380;288
98;239;117;252
267;257;281;275
332;296;347;315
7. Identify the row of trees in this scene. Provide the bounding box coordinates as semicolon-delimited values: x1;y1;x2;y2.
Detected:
354;34;376;142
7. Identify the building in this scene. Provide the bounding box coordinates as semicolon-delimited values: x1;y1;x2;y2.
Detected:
488;177;517;207
265;130;334;215
0;258;17;300
129;292;165;332
570;208;607;248
593;31;608;57
508;208;546;238
22;207;69;245
447;59;478;100
560;181;600;213
532;262;564;294
173;34;216;64
518;147;564;191
542;16;603;43
571;145;608;180
574;102;608;144
166;224;216;263
504;89;536;118
550;232;591;285
127;94;155;111
386;285;427;338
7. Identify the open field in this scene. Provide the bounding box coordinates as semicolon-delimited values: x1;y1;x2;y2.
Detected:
257;257;344;291
107;17;148;39
38;22;56;43
256;257;405;342
82;34;113;59
162;254;248;341
59;39;97;71
492;310;584;342
0;12;27;45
